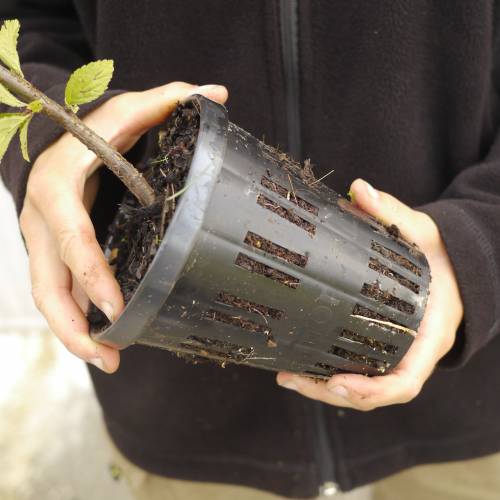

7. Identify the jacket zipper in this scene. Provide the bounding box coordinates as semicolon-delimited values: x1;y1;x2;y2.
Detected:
279;0;302;160
278;0;339;496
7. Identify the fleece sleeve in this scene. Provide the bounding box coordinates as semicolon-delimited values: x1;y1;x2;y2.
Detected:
0;1;123;215
419;132;500;368
417;13;500;369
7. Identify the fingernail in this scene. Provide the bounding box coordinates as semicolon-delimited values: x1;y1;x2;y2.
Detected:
329;385;349;398
364;181;379;200
280;380;299;392
89;357;106;372
100;301;114;322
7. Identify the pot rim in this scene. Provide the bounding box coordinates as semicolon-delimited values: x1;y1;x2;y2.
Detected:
91;95;229;348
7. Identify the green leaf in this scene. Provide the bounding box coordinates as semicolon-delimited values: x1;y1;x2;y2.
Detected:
0;19;23;76
64;60;114;111
27;99;43;113
0;112;28;163
19;113;32;161
0;82;25;107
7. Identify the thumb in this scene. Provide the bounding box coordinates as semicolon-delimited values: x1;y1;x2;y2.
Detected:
117;82;229;138
349;178;426;243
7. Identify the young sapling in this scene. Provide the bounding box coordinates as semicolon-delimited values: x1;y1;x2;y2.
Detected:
0;19;155;206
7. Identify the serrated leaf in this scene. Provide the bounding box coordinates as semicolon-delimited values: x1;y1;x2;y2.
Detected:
64;60;114;110
27;99;43;113
19;113;32;161
0;112;28;163
0;20;23;76
0;82;25;107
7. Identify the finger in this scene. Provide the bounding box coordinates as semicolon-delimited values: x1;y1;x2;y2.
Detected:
42;82;229;180
21;203;120;372
114;82;229;139
277;294;452;410
276;372;360;409
324;297;449;409
277;367;421;411
29;174;124;324
348;178;428;243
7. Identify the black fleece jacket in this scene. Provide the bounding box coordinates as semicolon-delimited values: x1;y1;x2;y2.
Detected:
2;1;500;498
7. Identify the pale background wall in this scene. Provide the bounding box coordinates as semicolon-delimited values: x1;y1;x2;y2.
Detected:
0;181;133;499
0;182;45;330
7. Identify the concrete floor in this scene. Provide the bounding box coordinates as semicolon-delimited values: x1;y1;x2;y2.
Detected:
0;182;133;500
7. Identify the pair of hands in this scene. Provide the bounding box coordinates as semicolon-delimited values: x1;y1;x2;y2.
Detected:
20;81;463;410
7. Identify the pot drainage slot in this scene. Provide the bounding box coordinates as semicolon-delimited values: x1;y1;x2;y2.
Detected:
340;329;398;355
216;291;284;320
179;338;253;363
329;346;390;371
314;362;343;376
368;258;419;293
361;282;415;315
235;253;300;289
261;176;319;215
257;194;316;235
203;309;276;346
352;304;406;333
371;241;422;277
244;231;308;267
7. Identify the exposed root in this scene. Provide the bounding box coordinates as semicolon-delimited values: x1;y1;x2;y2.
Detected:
350;314;417;337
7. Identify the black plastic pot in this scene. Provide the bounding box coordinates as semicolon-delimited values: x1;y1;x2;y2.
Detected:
92;95;431;378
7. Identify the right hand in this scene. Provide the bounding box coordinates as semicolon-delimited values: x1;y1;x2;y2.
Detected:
20;82;228;373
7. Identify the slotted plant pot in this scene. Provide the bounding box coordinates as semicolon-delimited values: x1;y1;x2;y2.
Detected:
92;95;431;378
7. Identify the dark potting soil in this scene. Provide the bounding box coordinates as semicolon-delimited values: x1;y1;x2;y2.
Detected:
260;176;319;215
368;258;420;293
88;102;200;331
216;291;284;320
257;193;317;235
244;231;308;268
351;304;406;334
371;241;422;277
340;329;398;355
329;345;390;371
360;281;416;315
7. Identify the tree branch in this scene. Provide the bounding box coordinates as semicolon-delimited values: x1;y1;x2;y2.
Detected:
0;65;155;206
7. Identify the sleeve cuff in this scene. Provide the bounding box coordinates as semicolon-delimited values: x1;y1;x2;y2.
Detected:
419;199;500;368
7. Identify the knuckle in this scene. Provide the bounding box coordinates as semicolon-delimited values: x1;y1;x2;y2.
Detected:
27;170;60;207
167;80;191;91
108;92;135;118
58;225;95;263
25;173;43;201
58;228;80;262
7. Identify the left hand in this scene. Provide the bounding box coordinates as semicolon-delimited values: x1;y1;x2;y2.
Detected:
276;178;464;410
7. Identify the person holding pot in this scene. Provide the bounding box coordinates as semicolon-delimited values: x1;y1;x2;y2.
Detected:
2;1;500;499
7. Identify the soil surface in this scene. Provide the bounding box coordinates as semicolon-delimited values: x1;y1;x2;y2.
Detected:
368;257;420;293
88;102;200;331
361;281;416;315
244;231;308;268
